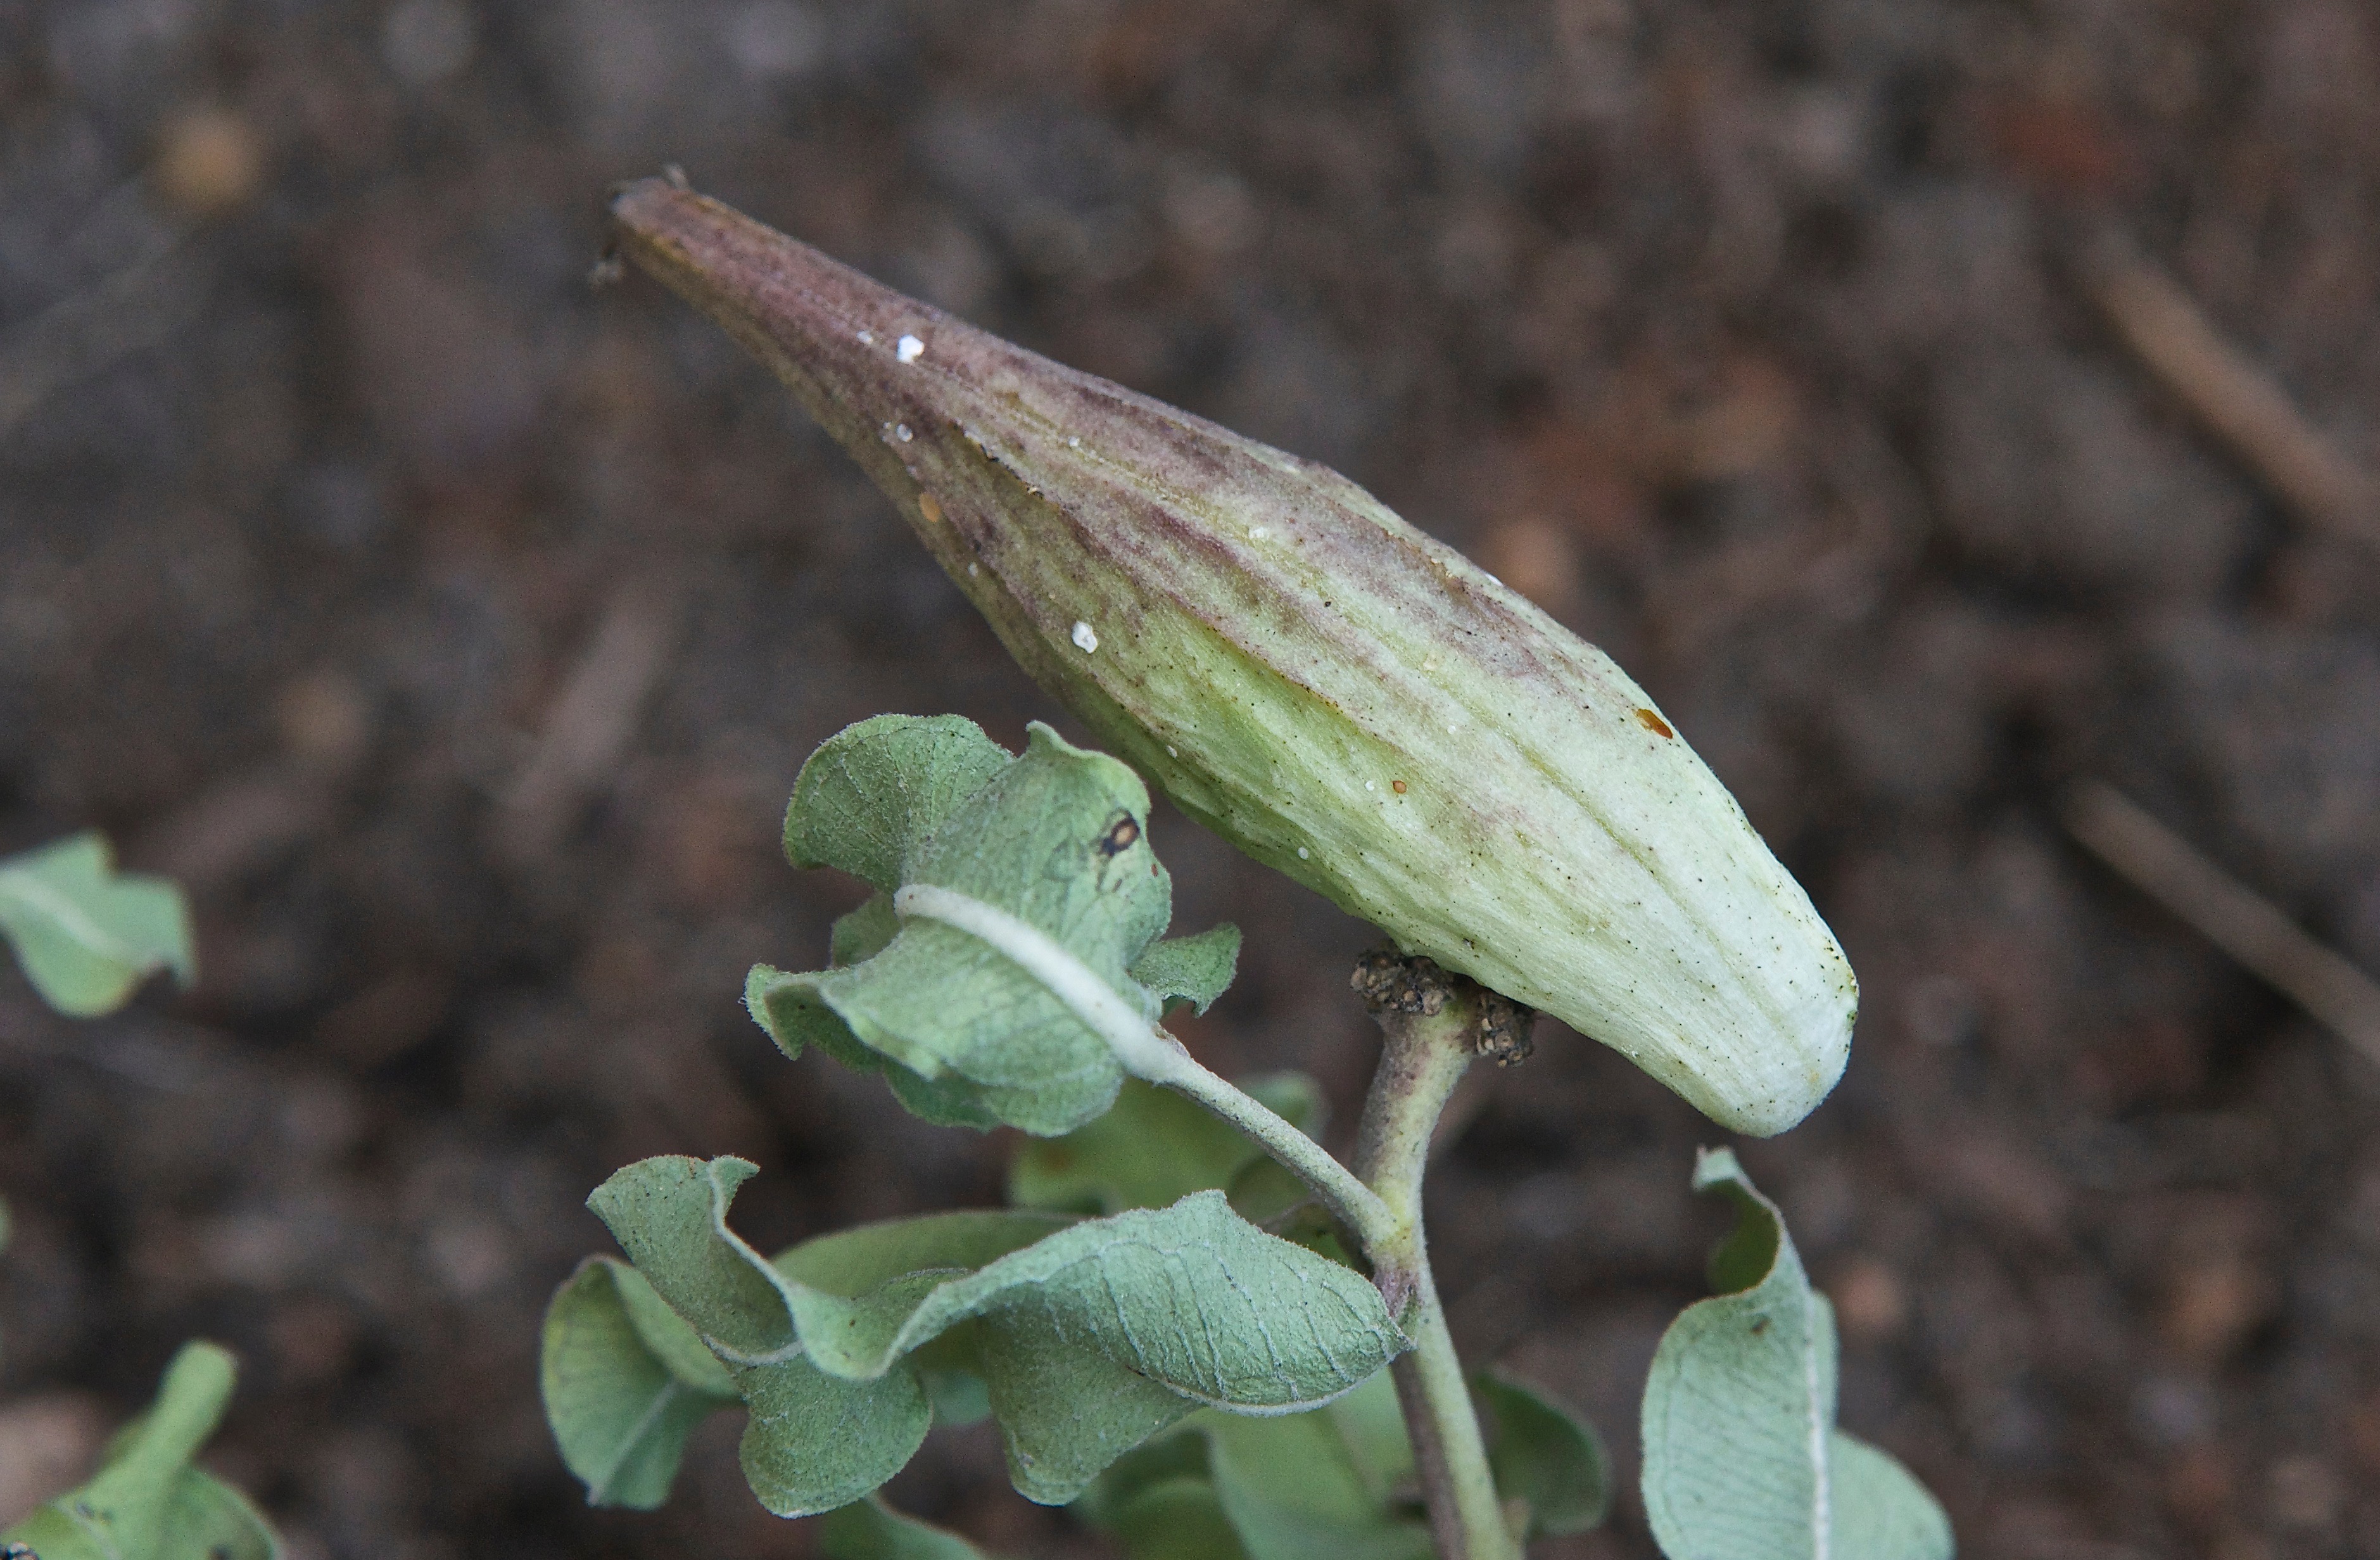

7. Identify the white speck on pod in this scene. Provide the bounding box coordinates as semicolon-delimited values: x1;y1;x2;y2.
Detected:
1068;436;1081;448
1250;526;1269;540
1071;621;1099;653
966;562;978;576
894;423;913;442
896;334;924;362
1365;780;1376;790
858;329;874;345
1297;847;1310;859
1166;745;1179;757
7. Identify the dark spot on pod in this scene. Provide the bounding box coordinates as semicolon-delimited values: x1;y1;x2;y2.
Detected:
1749;1317;1769;1335
1099;815;1141;857
1635;707;1674;739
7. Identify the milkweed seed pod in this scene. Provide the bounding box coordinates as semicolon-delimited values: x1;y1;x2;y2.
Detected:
607;179;1857;1135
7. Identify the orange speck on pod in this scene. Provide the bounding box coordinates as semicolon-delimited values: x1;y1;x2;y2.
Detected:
1635;708;1674;739
918;493;942;523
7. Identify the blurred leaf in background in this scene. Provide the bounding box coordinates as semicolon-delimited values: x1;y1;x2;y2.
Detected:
0;832;193;1017
1;1341;279;1560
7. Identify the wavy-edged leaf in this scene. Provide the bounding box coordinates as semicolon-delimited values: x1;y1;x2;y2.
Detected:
541;1257;738;1509
1478;1368;1610;1537
3;1341;279;1559
1129;923;1242;1016
589;1156;1404;1507
754;721;1241;1136
1640;1149;1952;1560
730;1358;936;1518
748;954;1000;1131
785;714;1013;889
0;832;194;1017
818;1495;1001;1559
1010;1073;1324;1217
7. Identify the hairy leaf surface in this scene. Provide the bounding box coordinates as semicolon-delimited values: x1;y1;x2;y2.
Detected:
541;1257;738;1509
749;718;1238;1135
1127;923;1242;1015
785;714;1013;891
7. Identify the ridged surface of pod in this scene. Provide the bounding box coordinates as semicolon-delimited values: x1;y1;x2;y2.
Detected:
609;178;1856;1135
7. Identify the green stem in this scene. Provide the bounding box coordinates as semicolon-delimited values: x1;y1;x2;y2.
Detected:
1350;954;1526;1560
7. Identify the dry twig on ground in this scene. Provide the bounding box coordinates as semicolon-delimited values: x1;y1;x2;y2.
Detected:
2060;779;2380;1068
2074;225;2380;553
498;580;681;858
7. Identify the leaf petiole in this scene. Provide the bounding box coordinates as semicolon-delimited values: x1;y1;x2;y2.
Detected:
890;883;1399;1259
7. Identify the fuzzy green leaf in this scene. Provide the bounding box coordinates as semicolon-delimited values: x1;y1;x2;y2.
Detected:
586;1156;1403;1509
1203;1395;1434;1560
1079;1374;1431;1560
1128;924;1242;1015
731;1360;935;1518
1641;1150;1953;1560
1081;1348;1610;1559
3;1341;279;1560
754;721;1239;1136
818;1496;1000;1559
1009;1073;1324;1217
0;833;194;1017
785;714;1014;890
541;1258;738;1509
1478;1369;1611;1537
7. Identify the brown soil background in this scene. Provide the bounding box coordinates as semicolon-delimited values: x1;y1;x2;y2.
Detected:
5;1;2380;1556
